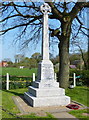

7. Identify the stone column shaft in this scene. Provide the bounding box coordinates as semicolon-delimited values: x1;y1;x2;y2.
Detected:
42;14;49;60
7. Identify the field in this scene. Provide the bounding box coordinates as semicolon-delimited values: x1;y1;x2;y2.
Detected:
1;67;37;76
1;86;89;119
1;67;38;89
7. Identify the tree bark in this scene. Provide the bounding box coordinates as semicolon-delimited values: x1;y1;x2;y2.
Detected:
87;22;89;69
58;21;71;88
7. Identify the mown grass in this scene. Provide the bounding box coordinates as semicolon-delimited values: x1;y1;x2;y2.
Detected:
69;109;89;120
1;67;37;76
66;86;89;120
2;88;27;118
1;88;55;119
1;86;89;119
66;86;89;107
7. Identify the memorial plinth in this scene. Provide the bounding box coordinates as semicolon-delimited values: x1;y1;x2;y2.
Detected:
24;3;70;107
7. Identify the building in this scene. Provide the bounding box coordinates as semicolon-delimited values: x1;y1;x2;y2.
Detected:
0;61;8;67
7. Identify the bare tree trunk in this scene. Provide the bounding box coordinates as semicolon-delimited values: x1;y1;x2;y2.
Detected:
87;29;89;69
58;21;71;88
87;8;89;70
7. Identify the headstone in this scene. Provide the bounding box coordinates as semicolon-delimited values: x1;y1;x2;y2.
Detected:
24;3;70;107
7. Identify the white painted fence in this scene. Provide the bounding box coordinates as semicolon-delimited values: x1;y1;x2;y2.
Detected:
6;73;9;90
33;73;35;81
73;73;76;87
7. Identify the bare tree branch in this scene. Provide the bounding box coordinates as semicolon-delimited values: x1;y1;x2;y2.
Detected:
76;16;83;25
69;2;89;20
48;2;63;21
0;16;42;34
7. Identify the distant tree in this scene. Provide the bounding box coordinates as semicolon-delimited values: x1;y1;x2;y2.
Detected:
30;59;37;68
51;55;59;65
7;61;13;67
14;54;25;63
31;52;41;59
71;37;88;69
31;52;42;63
76;46;87;69
14;57;38;68
69;53;81;64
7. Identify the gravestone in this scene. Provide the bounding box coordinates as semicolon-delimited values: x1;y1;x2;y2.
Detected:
24;3;70;107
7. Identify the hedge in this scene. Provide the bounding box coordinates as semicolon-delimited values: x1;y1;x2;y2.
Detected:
2;81;31;89
1;76;33;89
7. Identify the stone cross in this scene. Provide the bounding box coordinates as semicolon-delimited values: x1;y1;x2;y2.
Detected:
24;3;70;107
40;3;51;60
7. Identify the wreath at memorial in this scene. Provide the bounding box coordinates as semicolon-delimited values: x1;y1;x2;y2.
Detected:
66;104;80;110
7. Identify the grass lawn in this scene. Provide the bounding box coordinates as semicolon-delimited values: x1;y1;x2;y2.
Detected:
69;109;89;120
66;86;89;107
1;67;37;76
1;86;89;119
66;86;89;120
1;88;55;119
2;88;27;118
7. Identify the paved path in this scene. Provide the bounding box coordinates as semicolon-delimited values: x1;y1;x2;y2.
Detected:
52;112;79;119
12;96;81;119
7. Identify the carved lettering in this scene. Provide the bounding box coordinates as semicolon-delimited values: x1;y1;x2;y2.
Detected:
42;64;54;80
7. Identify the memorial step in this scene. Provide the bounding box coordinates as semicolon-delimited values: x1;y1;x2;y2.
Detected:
28;86;65;97
24;92;70;107
32;81;59;88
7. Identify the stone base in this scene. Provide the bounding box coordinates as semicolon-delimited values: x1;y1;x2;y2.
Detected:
24;59;70;107
24;83;70;107
24;91;70;107
28;86;65;97
32;81;59;88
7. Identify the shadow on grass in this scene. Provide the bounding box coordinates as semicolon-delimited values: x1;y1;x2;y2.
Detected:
2;89;31;107
2;90;23;96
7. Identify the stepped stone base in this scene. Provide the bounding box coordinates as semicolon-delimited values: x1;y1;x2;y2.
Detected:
24;82;70;107
24;60;70;107
32;81;59;88
24;91;70;107
28;86;65;97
